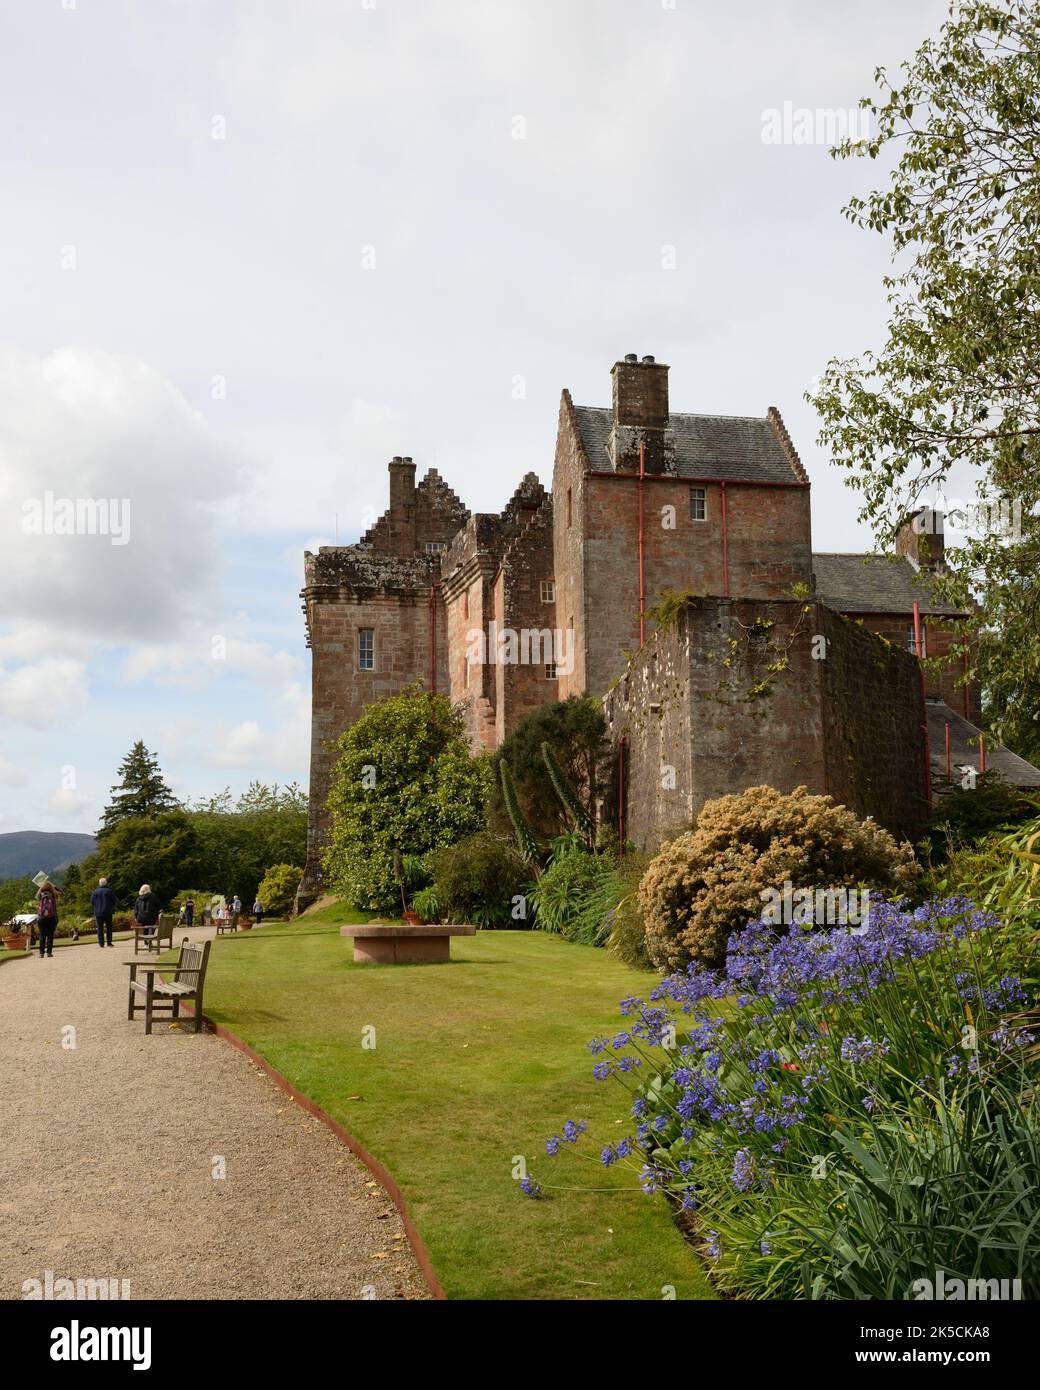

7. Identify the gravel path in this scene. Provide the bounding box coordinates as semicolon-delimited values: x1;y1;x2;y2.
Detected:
0;930;427;1301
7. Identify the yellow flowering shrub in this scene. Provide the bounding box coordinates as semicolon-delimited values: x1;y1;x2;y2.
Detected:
638;785;919;970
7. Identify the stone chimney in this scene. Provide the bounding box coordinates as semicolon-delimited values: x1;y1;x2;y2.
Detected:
609;354;670;473
896;506;945;571
387;455;417;555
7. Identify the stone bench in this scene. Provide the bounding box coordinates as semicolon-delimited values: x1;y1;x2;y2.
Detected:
339;922;476;964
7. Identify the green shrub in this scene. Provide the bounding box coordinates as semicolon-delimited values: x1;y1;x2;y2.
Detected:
171;888;217;913
531;844;623;945
603;855;654;971
255;865;303;918
425;833;532;929
411;885;440;923
324;687;492;912
927;774;1039;860
639;784;919;970
490;696;613;843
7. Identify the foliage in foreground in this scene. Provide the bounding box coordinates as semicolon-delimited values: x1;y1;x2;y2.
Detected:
809;0;1040;763
639;785;918;970
537;895;1040;1299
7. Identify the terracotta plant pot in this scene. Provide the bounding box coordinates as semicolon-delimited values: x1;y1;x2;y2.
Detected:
403;910;425;927
3;934;28;951
240;921;253;930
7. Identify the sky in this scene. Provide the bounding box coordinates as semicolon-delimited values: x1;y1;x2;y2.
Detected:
0;0;952;837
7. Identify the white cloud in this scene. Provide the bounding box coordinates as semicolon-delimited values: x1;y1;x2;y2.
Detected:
0;656;88;728
209;681;310;772
0;346;253;643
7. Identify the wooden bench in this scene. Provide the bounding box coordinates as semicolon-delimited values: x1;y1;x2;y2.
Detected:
125;939;211;1035
215;915;236;935
339;922;476;964
133;912;175;955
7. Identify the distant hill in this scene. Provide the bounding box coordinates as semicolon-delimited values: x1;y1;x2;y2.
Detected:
0;831;97;880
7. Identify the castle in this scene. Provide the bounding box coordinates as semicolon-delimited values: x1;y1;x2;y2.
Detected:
297;355;1038;909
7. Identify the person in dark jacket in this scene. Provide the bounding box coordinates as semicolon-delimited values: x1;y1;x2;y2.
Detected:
36;880;60;958
134;883;161;937
91;877;117;947
183;896;195;928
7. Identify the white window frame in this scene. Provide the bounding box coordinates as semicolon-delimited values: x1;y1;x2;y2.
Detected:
689;486;707;522
358;629;375;671
907;625;927;657
540;580;556;603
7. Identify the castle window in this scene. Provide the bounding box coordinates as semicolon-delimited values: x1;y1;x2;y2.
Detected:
463;588;469;621
544;662;557;680
566;488;572;528
689;487;706;521
540;580;555;603
907;625;927;657
425;541;445;554
358;629;375;671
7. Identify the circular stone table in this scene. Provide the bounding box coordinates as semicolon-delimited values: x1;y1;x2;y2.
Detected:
340;922;476;964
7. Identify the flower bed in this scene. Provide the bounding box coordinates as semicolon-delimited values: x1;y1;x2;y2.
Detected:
536;896;1040;1299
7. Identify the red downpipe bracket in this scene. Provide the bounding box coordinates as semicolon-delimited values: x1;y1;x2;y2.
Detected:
720;481;730;597
638;443;646;646
913;601;932;809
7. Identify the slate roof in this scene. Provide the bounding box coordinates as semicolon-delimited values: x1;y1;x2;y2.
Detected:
812;553;968;617
573;406;802;484
928;702;1040;788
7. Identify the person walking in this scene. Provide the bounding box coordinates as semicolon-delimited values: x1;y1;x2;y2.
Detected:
230;894;241;929
183;895;195;928
252;896;263;925
134;883;161;939
36;880;60;958
91;877;116;947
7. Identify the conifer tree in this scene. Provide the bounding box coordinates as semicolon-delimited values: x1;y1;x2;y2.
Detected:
99;741;178;834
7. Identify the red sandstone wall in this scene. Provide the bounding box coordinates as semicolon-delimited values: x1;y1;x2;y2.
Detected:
581;477;813;698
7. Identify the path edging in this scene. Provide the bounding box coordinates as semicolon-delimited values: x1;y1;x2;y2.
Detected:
201;1013;447;1301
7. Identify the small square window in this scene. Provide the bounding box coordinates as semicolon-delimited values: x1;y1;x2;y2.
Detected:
358;629;374;671
689;487;706;521
425;541;445;554
544;662;557;680
907;625;926;657
540;580;555;603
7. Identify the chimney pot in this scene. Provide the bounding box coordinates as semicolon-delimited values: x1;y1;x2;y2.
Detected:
624;353;638;363
641;355;655;364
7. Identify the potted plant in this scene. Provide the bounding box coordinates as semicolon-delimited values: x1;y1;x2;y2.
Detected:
3;916;31;951
394;847;426;926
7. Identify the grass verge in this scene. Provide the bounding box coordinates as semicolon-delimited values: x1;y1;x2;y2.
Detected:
202;919;714;1301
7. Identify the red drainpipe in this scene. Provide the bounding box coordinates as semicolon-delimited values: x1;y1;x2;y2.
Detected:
428;584;437;694
945;720;951;782
913;601;932;809
720;481;730;597
638;443;646;645
963;646;970;719
618;735;626;853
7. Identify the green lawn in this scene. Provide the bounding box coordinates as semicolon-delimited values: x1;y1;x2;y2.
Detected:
203;919;714;1301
